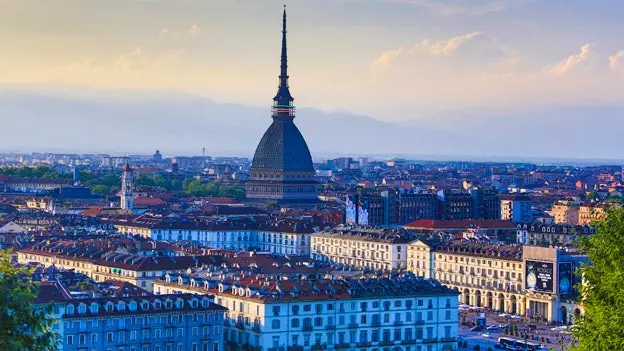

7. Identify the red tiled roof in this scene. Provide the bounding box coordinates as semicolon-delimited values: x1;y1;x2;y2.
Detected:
404;219;516;230
82;207;103;217
134;197;166;206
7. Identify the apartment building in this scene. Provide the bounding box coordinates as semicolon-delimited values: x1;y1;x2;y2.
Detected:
108;215;320;256
37;282;226;351
155;274;459;351
310;227;417;271
551;201;580;225
407;240;587;323
18;240;218;291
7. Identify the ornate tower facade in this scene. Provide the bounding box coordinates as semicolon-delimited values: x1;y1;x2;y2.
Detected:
246;7;318;207
121;162;134;210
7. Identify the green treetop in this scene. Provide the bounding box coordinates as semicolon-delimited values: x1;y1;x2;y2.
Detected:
0;250;58;351
571;207;624;351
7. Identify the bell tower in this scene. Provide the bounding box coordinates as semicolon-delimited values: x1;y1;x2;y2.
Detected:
121;162;134;211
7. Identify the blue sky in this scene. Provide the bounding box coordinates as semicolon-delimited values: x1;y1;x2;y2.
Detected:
1;0;624;158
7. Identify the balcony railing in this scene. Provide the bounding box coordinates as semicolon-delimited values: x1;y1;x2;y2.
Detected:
311;344;326;351
347;323;359;329
423;338;438;344
440;337;456;342
324;325;336;330
380;340;395;346
302;325;313;332
401;339;416;345
393;321;403;326
235;322;245;330
415;320;425;325
356;342;372;348
334;344;350;349
251;325;261;333
371;321;381;327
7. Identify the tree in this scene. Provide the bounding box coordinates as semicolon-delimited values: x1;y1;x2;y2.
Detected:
571;207;624;351
90;185;110;195
0;250;58;350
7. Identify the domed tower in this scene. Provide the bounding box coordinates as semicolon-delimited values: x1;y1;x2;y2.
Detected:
246;6;318;207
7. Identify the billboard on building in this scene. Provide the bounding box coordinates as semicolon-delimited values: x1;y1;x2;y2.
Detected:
525;260;554;293
558;262;574;295
345;196;368;225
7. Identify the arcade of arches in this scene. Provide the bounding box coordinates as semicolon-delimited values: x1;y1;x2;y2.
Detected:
448;284;526;315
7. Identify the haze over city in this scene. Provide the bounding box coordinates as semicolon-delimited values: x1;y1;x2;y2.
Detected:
2;0;624;159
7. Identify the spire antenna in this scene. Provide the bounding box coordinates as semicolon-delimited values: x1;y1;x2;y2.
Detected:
273;5;295;119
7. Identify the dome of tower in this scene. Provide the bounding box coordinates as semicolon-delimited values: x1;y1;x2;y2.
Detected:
251;119;313;172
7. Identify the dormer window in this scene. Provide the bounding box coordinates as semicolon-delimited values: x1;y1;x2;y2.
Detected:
66;304;75;315
141;301;149;310
118;302;126;311
78;304;87;314
90;303;99;314
154;300;162;309
166;300;173;309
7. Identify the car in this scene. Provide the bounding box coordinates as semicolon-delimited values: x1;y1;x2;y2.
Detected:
481;333;492;338
470;325;484;332
498;324;510;329
487;325;501;331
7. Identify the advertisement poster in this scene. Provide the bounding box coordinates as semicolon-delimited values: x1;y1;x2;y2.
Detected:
558;262;574;295
525;260;554;293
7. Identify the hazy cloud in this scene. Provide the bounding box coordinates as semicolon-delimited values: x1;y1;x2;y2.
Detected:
609;51;624;70
371;32;482;73
158;24;201;38
188;24;201;37
546;43;592;76
386;0;535;16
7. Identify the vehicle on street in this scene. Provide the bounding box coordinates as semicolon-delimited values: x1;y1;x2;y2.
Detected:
487;325;502;331
470;325;484;332
497;337;544;350
482;332;492;338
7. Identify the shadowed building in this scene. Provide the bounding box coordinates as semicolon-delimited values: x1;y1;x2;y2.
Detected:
246;7;318;208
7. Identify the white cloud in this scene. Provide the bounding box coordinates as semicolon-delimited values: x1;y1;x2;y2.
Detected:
159;28;170;36
609;51;624;71
370;32;482;73
546;43;592;76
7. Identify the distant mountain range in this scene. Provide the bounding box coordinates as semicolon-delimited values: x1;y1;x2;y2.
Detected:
0;88;623;164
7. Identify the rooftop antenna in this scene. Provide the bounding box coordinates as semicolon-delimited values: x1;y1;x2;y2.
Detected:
202;147;205;157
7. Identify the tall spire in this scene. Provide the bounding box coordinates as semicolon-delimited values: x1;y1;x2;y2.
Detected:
273;5;295;119
279;5;288;90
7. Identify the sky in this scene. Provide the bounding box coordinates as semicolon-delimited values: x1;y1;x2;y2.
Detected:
1;0;624;158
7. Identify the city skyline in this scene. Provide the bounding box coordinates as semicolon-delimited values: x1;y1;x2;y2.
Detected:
2;0;624;159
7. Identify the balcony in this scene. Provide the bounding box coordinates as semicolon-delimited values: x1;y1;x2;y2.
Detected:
251;325;261;333
348;323;359;329
371;321;381;327
415;320;425;325
423;338;438;344
311;344;326;351
325;325;336;330
334;344;350;349
393;321;403;326
302;325;313;332
380;340;395;346
356;342;372;348
440;337;456;343
235;322;245;330
401;339;416;345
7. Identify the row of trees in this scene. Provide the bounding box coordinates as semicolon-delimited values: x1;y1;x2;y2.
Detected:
0;166;246;200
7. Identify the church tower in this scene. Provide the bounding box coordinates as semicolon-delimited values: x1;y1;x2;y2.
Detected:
121;162;134;210
246;6;318;208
